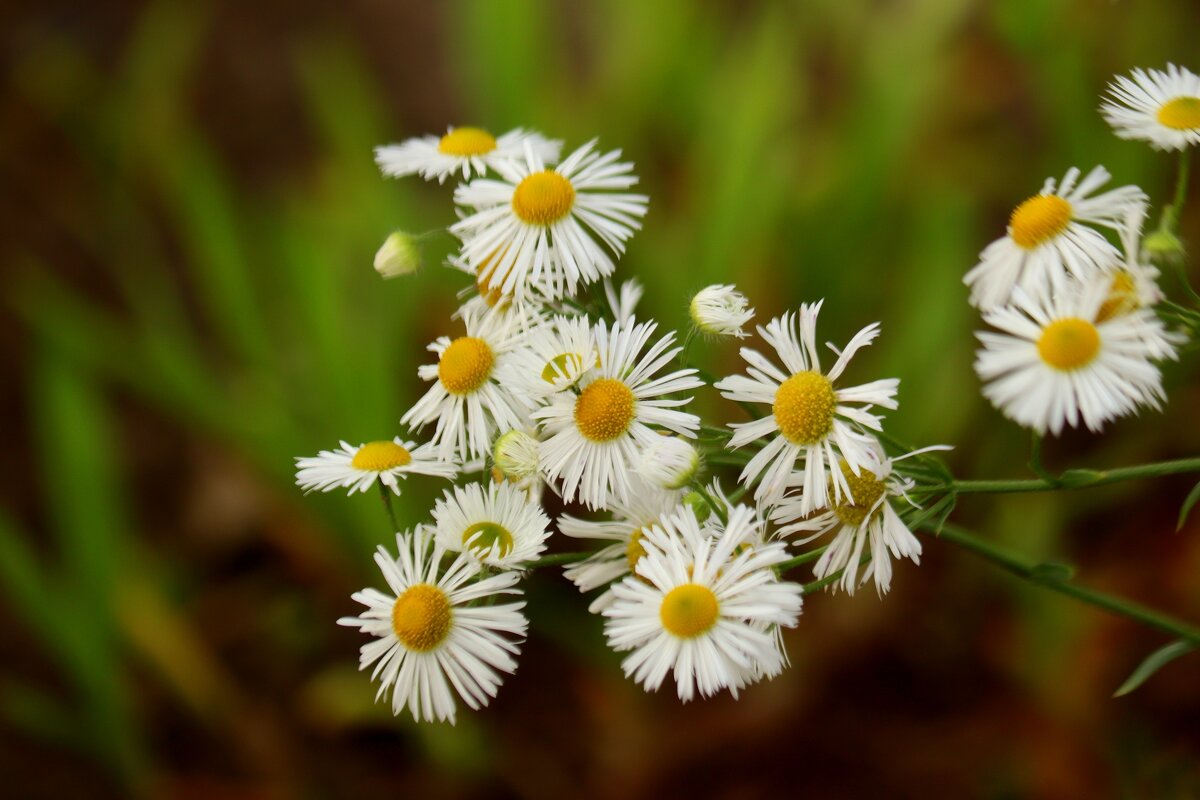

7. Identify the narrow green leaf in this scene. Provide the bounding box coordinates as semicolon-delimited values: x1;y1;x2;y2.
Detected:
1177;480;1200;531
1113;640;1195;698
0;510;61;638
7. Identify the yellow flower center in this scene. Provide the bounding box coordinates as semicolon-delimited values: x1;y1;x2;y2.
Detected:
660;583;719;638
350;441;413;471
831;460;888;527
625;527;648;573
1157;97;1200;130
475;276;507;308
512;171;576;225
1010;195;1073;250
1096;271;1140;322
461;521;514;558
574;378;636;442
437;127;497;156
438;336;495;395
392;583;452;652
773;370;836;445
541;352;586;384
1037;318;1101;371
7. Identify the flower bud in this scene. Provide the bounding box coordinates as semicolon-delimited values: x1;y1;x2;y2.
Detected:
636;436;700;490
493;430;540;480
374;231;422;278
689;284;754;338
682;491;712;523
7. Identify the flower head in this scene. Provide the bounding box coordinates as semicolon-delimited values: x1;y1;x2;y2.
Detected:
1102;64;1200;151
433;481;551;569
636;435;701;490
295;437;457;496
376;126;561;183
689;284;754;338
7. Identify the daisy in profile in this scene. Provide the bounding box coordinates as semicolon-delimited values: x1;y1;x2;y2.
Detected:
295;437;457;496
773;442;950;595
375;126;561;184
501;315;600;405
432;481;551;569
689;284;754;338
603;504;803;701
337;528;528;724
636;435;701;490
452;140;648;301
1102;64;1200;151
402;306;530;462
560;483;685;611
714;303;898;511
605;277;644;326
963;166;1146;310
534;319;702;509
974;277;1176;435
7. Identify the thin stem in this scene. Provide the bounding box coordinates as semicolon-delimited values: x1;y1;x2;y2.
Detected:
378;480;400;533
1028;432;1058;485
927;523;1200;647
524;551;592;569
802;569;844;594
1171;148;1192;227
775;545;829;574
691;482;729;525
680;326;699;368
941;456;1200;494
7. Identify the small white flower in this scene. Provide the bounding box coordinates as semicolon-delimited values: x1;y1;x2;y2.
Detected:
963;166;1146;310
453;140;648;301
603;505;803;701
337;528;527;724
1101;64;1200;151
402;306;530;462
636;435;701;490
295;437;456;496
714;303;898;512
376;126;561;184
974;277;1177;435
773;443;948;595
534;318;703;509
492;429;541;481
374;231;422;278
689;284;754;338
433;481;551;569
501;315;600;405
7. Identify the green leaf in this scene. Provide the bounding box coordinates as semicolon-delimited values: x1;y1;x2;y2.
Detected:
1113;640;1195;698
1177;480;1200;531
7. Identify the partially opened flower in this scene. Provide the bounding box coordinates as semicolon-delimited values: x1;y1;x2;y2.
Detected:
433;481;551;569
376;126;561;183
453;140;648;301
602;504;803;701
502;315;600;404
636;435;701;490
963;166;1146;310
295;437;457;496
714;303;898;511
534;319;702;509
1101;64;1200;151
689;284;754;338
974;277;1176;435
337;528;528;724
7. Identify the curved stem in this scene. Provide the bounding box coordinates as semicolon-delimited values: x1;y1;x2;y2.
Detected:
377;480;400;533
926;522;1200;646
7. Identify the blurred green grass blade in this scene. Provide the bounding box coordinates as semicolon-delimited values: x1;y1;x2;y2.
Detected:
1113;640;1195;698
1177;479;1200;530
0;509;61;638
0;680;86;752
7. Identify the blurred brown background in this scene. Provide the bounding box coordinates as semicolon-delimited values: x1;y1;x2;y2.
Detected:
2;0;1200;797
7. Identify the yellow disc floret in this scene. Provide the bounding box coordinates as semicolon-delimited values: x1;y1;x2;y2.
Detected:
542;352;585;384
437;127;497;156
1010;195;1073;250
625;527;648;573
773;370;836;445
1157;97;1200;131
574;378;636;442
1037;318;1101;371
660;583;720;638
461;521;514;558
438;336;495;395
392;583;452;652
831;460;887;527
351;440;414;471
512;170;576;225
1096;271;1140;322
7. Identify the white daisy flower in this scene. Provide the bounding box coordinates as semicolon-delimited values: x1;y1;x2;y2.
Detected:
501;314;600;405
452;140;649;301
534;319;703;509
689;284;754;338
433;481;551;569
772;443;949;596
447;254;556;325
560;483;685;612
975;277;1176;435
337;528;527;724
714;303;899;512
602;504;803;701
295;437;457;496
375;126;561;184
963;166;1147;310
402;306;530;462
1101;64;1200;151
636;435;701;490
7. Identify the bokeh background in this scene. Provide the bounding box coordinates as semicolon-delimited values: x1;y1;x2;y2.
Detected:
3;1;1200;797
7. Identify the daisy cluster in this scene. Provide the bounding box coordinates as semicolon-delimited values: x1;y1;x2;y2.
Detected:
967;64;1200;435
297;124;950;724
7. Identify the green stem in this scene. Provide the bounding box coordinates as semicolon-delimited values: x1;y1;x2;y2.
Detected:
691;482;729;525
378;480;400;533
802;569;844;594
1170;148;1192;228
775;545;829;574
680;326;699;368
1028;432;1058;485
524;551;593;569
927;523;1200;647
942;456;1200;494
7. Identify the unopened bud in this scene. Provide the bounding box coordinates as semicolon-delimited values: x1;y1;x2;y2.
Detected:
374;231;422;278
